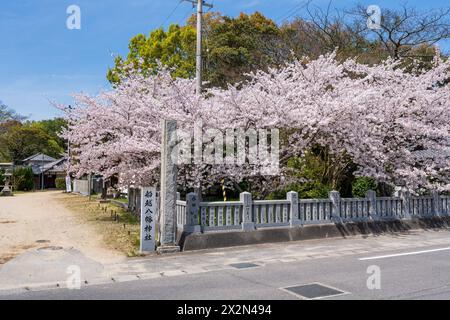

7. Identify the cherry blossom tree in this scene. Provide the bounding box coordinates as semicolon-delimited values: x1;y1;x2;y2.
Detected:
60;52;450;194
207;52;450;192
59;67;202;187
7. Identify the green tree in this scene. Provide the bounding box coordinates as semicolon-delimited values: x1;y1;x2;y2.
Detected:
107;24;196;84
0;168;4;186
1;125;63;163
13;167;34;191
107;12;282;88
203;12;281;87
0;120;22;162
352;177;378;198
55;177;66;190
25;118;68;150
265;145;357;199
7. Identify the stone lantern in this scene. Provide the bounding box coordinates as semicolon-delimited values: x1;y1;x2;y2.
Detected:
1;169;13;196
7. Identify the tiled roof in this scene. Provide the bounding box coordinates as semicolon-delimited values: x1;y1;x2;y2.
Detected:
22;153;57;163
32;158;67;174
42;158;66;172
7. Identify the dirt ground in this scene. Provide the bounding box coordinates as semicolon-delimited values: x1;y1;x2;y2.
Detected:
0;191;124;265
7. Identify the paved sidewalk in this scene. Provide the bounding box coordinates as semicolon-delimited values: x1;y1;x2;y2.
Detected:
1;228;450;296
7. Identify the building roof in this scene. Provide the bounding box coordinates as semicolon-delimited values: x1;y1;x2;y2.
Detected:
32;158;67;175
22;153;57;163
42;158;66;173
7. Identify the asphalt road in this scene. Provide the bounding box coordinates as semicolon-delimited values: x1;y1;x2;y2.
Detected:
2;236;450;300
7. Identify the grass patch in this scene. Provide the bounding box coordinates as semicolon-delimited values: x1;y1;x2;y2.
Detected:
56;194;141;257
113;197;129;204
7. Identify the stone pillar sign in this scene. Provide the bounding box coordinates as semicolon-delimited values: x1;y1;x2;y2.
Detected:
140;186;156;252
185;192;201;233
158;119;180;254
65;175;72;193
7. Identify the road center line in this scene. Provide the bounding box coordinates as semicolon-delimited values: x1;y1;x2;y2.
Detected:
359;246;450;261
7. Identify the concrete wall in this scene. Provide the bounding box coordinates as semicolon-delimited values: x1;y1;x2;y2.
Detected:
73;179;89;196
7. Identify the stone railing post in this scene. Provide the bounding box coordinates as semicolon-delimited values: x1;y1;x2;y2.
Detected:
366;190;377;221
240;192;255;231
400;191;412;220
329;191;341;221
287;191;301;226
185;192;201;233
432;191;442;217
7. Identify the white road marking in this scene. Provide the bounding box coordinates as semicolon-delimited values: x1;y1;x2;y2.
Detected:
359;246;450;261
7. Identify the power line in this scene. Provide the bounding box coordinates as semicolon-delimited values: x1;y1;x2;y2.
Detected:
207;0;215;12
178;6;194;25
160;0;183;28
277;0;308;23
276;0;309;24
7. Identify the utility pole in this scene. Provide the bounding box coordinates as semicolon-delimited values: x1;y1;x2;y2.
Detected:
182;0;212;201
41;154;44;190
183;0;213;95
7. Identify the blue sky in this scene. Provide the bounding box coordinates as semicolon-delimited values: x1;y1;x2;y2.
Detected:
1;0;449;120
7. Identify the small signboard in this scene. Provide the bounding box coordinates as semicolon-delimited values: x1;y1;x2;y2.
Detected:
140;186;157;252
65;175;72;193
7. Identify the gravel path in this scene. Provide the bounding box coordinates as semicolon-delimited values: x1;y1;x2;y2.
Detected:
0;191;123;265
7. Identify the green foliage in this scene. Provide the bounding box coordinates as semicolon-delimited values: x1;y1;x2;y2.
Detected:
109;8;447;89
352;177;378;198
267;182;332;200
288;146;356;197
205;12;281;87
25;118;68;150
13;167;34;191
264;144;359;199
1;125;63;162
55;177;66;190
107;24;196;84
0;121;65;163
0;168;4;186
108;12;282;88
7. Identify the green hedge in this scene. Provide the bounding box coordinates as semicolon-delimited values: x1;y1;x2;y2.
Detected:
55;177;66;190
13;167;34;191
0;169;4;186
352;177;377;198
